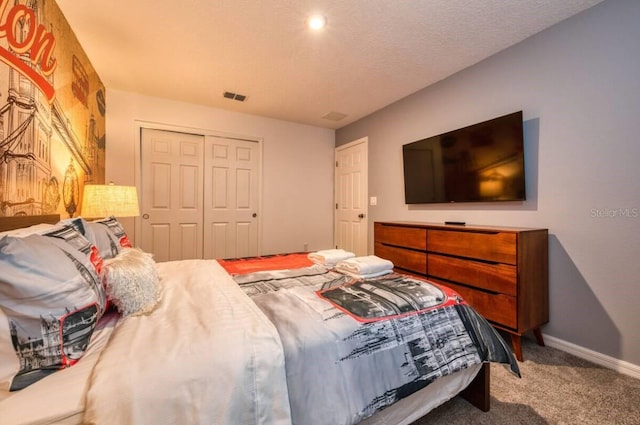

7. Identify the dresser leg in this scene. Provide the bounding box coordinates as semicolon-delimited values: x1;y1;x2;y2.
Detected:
533;327;545;347
511;334;523;361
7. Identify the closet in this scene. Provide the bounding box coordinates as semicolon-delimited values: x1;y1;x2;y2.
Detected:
139;128;260;262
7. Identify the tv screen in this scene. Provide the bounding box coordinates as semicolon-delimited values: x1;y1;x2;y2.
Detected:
402;111;525;204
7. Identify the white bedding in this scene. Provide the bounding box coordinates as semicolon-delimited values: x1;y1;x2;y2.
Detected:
0;258;502;425
82;259;292;425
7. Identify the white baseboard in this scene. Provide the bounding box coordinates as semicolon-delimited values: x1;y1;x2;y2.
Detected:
543;334;640;380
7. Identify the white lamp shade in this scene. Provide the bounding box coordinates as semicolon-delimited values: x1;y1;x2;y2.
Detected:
81;183;140;218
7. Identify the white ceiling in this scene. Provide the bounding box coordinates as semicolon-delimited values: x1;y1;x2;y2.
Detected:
56;0;604;129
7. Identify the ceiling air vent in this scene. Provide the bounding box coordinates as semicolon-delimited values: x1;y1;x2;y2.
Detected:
223;91;247;102
322;111;347;121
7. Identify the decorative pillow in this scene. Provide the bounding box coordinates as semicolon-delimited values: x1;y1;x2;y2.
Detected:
63;216;132;260
0;225;106;391
102;248;160;317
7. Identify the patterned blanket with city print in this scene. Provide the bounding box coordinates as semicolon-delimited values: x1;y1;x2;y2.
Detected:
222;259;520;425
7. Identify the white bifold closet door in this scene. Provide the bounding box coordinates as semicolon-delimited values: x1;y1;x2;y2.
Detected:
140;128;259;262
203;135;259;259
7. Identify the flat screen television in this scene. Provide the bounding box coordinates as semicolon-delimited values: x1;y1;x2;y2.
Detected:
402;111;525;204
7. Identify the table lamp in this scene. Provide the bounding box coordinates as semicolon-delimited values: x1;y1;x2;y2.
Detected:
81;182;140;218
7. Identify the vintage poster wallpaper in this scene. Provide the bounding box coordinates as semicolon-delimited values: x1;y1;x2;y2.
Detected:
0;0;105;219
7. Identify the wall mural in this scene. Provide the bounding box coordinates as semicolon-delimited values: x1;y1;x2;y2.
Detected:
0;0;105;219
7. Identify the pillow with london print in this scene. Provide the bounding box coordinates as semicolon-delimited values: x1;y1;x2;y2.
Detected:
63;216;132;260
0;224;107;392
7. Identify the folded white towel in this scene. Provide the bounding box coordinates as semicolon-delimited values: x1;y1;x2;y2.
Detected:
335;255;394;278
307;249;355;266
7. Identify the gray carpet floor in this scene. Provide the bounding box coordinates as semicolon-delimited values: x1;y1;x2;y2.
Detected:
412;338;640;425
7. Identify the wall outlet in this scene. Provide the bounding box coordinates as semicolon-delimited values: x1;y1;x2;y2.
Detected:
304;243;309;251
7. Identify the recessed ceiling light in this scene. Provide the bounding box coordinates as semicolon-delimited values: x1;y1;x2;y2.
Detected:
307;14;327;30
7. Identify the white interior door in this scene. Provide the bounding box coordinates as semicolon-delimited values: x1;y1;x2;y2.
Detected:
335;137;368;256
203;136;260;259
139;128;204;262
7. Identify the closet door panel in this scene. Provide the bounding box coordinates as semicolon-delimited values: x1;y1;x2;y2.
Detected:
140;128;204;262
203;136;260;259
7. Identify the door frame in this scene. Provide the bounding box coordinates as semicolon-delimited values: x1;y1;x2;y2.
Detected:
133;120;263;256
334;136;368;255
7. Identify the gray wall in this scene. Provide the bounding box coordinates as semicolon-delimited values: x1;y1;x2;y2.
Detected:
336;0;640;367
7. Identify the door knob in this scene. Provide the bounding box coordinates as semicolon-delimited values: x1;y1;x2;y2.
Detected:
252;213;257;218
142;214;149;219
358;213;365;219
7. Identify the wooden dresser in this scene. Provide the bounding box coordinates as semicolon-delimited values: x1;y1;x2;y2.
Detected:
374;221;548;361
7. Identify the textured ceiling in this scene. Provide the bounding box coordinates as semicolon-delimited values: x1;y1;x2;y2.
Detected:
56;0;604;129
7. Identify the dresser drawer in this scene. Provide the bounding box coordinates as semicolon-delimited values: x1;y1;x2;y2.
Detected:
427;254;517;296
374;243;426;275
375;223;426;250
427;230;517;264
440;281;517;329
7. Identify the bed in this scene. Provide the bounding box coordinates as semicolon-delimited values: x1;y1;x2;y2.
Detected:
0;215;519;425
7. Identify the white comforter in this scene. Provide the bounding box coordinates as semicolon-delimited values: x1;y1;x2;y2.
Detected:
82;259;292;425
0;259;516;425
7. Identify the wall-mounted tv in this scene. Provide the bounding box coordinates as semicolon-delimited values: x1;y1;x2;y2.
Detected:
402;111;525;204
